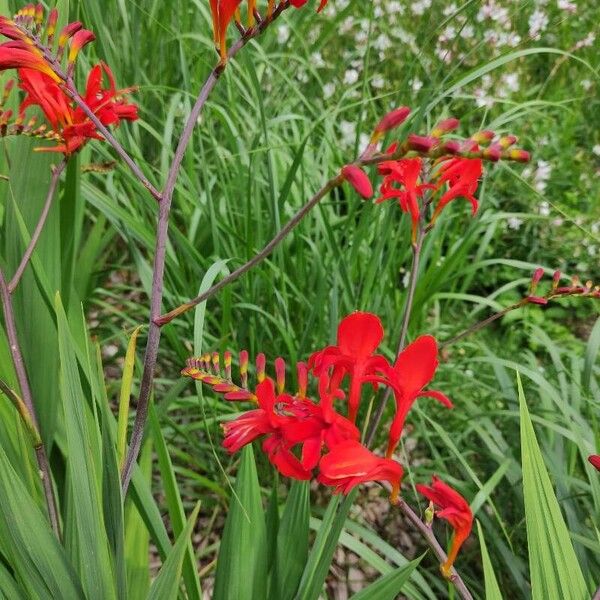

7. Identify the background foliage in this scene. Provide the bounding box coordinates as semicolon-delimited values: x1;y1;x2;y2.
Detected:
0;0;599;598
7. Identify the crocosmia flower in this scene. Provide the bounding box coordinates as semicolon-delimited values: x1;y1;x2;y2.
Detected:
386;335;452;458
416;476;473;577
18;62;138;154
318;439;403;503
290;0;328;11
432;157;483;223
309;312;390;423
341;165;373;199
209;0;243;61
376;157;433;244
589;455;600;471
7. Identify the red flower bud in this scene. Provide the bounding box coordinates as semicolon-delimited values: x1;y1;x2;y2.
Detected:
341;165;373;199
588;455;600;471
275;357;286;394
471;130;495;145
372;106;411;141
506;149;531;163
483;144;502;162
256;353;266;383
407;134;437;153
431;117;459;137
527;296;548;305
441;140;461;155
498;135;517;149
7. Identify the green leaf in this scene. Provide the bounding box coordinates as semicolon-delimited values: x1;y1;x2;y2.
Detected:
518;372;588;600
213;445;268;600
149;402;202;600
0;441;84;599
295;491;356;600
349;555;423;600
56;292;117;600
117;325;142;469
476;520;503;600
583;316;600;391
148;502;201;600
272;480;310;600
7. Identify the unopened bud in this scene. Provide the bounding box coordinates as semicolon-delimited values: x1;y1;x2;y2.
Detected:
471;130;495;145
441;140;461;155
224;351;232;380
256;353;266;383
552;270;561;290
482;144;502;162
498;135;517;149
239;350;249;388
341;164;373;199
506;149;530;163
372;106;411;141
424;501;435;526
407;133;437;153
431;117;459;137
275;357;286;394
297;361;308;398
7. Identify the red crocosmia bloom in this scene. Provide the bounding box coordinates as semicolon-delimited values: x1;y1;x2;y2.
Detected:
432;157;483;223
290;0;328;11
309;312;390;423
416;476;473;578
341;165;373;199
376;157;433;244
318;439;403;503
18;62;138;154
589;455;600;471
0;40;60;80
209;0;244;61
386;335;452;458
222;378;313;479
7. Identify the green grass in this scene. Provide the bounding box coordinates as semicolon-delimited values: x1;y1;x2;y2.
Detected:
0;0;599;598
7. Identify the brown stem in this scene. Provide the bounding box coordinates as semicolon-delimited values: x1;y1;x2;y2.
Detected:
154;174;344;327
397;498;473;600
8;160;67;293
0;270;60;538
439;301;525;349
592;585;600;600
120;0;293;493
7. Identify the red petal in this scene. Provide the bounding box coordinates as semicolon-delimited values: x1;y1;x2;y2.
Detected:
336;312;384;359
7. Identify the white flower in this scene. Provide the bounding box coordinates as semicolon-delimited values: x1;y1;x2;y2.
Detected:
528;9;549;38
311;52;325;69
339;120;356;147
277;25;290;44
323;82;336;99
343;69;360;85
371;75;385;89
581;79;592;91
592;145;600;157
411;78;423;92
557;0;576;12
538;201;551;217
507;216;523;230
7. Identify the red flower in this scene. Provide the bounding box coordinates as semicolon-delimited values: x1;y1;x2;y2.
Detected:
376;157;433;244
589;455;600;471
341;165;373;199
222;378;313;479
416;476;473;578
18;62;138;154
318;439;403;503
309;312;390;423
209;0;243;61
432;157;483;223
0;40;59;80
386;336;452;458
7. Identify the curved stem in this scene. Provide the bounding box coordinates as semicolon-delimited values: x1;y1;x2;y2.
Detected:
8;160;67;293
397;499;473;600
120;1;292;493
0;270;60;538
155;173;344;326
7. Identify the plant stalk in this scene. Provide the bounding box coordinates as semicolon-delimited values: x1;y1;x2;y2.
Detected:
8;160;67;293
120;0;292;492
0;269;60;538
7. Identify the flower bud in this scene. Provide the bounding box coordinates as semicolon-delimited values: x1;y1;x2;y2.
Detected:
407;133;437;153
275;357;286;394
239;350;249;388
441;140;461;155
256;353;266;383
297;361;308;398
506;149;531;163
498;135;517;149
341;165;373;199
372;106;411;141
482;143;502;162
471;130;495;145
431;117;459;137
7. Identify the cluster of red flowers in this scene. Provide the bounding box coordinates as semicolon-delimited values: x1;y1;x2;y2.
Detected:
341;107;530;244
183;312;474;573
210;0;327;60
0;4;137;154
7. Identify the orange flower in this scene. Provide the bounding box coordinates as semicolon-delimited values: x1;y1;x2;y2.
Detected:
416;476;473;578
209;0;244;61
